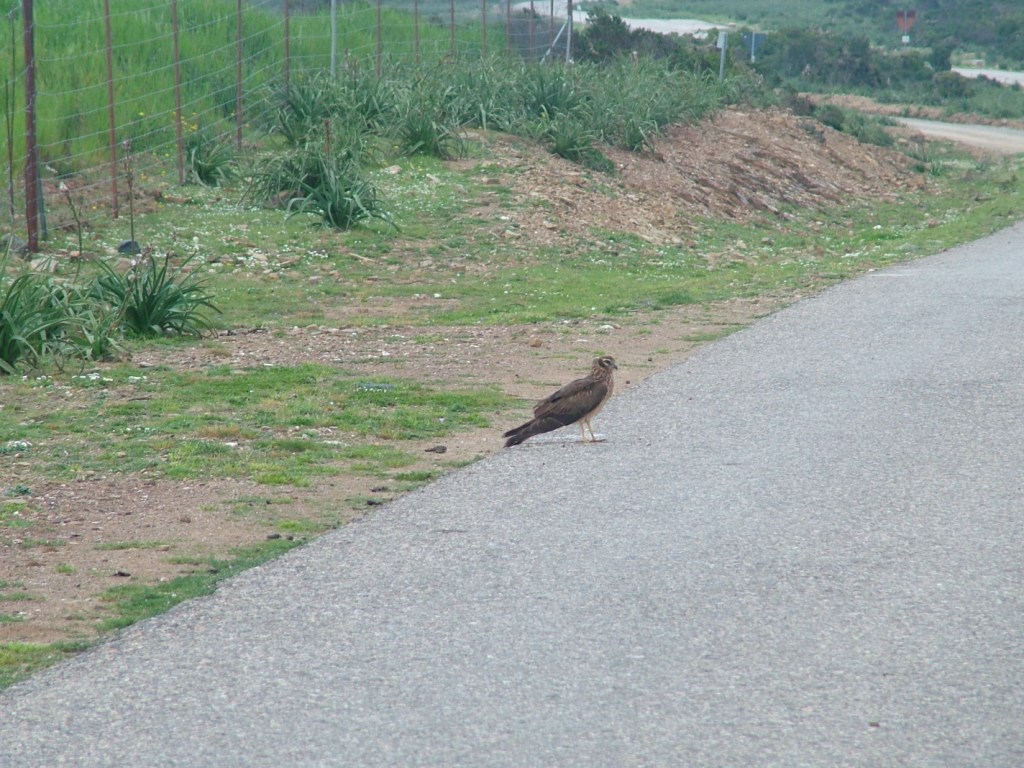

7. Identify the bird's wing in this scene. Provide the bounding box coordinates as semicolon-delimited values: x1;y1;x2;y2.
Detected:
533;376;609;424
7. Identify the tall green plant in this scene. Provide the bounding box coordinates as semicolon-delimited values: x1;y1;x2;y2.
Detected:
285;149;391;230
92;252;221;338
0;256;68;374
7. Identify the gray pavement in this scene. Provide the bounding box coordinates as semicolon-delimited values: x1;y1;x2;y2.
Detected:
897;117;1024;155
2;225;1024;766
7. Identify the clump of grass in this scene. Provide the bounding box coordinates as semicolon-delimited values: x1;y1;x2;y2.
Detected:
286;149;392;230
539;110;615;172
92;251;221;338
248;125;391;230
394;88;465;160
184;128;237;187
0;261;68;374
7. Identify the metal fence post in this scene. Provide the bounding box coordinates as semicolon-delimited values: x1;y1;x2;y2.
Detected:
172;0;183;185
103;0;119;219
235;0;243;150
21;0;38;250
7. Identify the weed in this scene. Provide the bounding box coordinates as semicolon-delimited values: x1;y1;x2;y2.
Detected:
395;91;465;160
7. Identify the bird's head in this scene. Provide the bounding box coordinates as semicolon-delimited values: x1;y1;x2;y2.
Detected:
594;356;618;373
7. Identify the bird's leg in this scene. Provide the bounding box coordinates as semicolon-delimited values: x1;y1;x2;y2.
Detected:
579;421;588;442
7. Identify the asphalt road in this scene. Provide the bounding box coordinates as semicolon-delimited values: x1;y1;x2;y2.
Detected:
2;225;1024;766
952;67;1024;87
897;117;1024;155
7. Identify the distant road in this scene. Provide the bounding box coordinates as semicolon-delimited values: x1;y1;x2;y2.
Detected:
952;67;1024;86
897;117;1024;155
615;17;719;36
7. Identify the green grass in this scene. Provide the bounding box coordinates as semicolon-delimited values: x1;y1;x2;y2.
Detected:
0;642;93;690
0;363;511;484
0;591;37;602
5;0;474;167
0;504;32;528
94;541;168;551
0;539;307;690
96;539;300;633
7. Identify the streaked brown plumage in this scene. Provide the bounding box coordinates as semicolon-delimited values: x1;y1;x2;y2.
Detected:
503;356;617;448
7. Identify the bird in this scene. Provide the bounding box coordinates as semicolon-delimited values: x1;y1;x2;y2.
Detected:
503;356;618;448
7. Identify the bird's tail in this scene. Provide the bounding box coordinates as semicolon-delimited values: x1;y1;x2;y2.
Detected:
502;421;535;448
502;416;569;448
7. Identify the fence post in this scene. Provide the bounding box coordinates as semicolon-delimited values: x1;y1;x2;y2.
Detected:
413;0;419;63
529;0;534;60
284;0;290;95
6;14;17;224
449;0;454;56
21;0;38;250
549;0;554;54
375;0;382;78
566;0;572;62
172;0;183;185
330;0;337;78
100;0;118;219
235;0;243;150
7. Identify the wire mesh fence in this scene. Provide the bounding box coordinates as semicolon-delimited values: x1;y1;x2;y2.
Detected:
2;0;576;252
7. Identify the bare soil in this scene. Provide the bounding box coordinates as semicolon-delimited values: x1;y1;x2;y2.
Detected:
1;107;936;645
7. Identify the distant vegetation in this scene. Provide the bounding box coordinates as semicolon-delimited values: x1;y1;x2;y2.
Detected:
585;0;1024;69
577;2;1024;121
751;27;1024;118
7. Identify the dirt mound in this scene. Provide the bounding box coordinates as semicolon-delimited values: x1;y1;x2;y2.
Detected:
484;107;924;248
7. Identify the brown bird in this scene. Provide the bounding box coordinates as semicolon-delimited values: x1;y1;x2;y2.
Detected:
503;356;618;448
